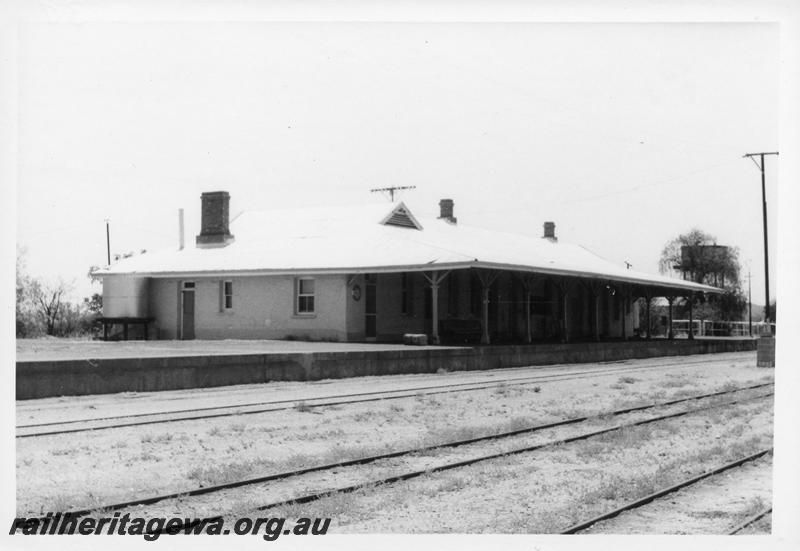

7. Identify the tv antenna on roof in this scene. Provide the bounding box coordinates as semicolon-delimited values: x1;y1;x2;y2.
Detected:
370;185;416;201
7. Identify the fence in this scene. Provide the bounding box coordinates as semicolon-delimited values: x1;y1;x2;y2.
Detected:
671;319;774;337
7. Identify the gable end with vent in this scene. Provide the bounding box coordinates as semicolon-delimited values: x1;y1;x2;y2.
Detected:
380;203;423;230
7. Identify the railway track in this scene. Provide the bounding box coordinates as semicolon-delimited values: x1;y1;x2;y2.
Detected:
17;357;755;438
560;449;773;534
47;383;772;525
728;507;772;535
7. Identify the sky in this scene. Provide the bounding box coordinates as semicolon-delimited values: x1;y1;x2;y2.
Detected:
14;21;780;305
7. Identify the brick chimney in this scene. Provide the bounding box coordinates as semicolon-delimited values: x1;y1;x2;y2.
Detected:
438;198;457;224
196;191;235;247
543;221;557;242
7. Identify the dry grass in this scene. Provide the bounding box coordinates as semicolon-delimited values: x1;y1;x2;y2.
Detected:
660;375;692;388
138;451;161;462
493;383;511;397
720;380;743;392
728;495;770;529
186;439;403;487
301;428;346;441
40;492;109;515
186;457;277;486
219;397;773;532
272;483;380;521
420;474;471;497
49;447;78;457
421;414;542;447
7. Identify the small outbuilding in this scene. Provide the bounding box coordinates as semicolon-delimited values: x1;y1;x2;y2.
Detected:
95;192;718;343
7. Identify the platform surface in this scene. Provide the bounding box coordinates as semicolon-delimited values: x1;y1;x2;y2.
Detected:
16;338;459;362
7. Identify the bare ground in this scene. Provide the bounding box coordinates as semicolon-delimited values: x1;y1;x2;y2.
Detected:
582;455;773;534
235;399;774;533
16;351;773;532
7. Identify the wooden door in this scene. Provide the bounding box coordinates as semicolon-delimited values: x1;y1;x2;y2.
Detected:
365;274;377;339
181;286;195;340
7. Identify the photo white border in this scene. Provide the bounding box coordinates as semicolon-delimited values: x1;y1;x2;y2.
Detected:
1;1;797;550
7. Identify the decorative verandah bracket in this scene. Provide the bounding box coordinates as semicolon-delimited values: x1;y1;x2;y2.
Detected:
550;276;574;343
422;270;451;345
514;273;536;344
581;279;607;342
474;269;498;345
685;291;696;340
642;288;653;340
665;295;676;340
617;283;633;341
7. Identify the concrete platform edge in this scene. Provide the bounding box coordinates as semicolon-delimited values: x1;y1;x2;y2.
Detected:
16;339;758;400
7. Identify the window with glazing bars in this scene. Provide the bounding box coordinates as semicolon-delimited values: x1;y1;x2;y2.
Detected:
297;278;315;314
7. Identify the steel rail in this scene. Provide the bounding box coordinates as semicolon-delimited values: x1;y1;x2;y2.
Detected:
560;449;773;534
19;361;761;438
727;507;772;535
17;359;707;429
45;385;772;525
22;353;754;428
147;392;773;536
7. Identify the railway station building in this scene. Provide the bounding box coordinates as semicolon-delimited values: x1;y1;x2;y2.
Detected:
96;191;718;344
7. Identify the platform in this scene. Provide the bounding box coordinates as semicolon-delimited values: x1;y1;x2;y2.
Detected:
16;337;758;400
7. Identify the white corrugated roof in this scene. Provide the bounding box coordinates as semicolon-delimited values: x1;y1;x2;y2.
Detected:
96;201;719;293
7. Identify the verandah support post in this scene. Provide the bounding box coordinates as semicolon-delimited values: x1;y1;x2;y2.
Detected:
666;295;675;340
475;269;498;345
583;280;604;342
687;292;695;340
644;289;652;340
594;293;600;341
422;270;450;345
551;277;572;343
620;284;630;341
432;280;440;345
519;274;534;344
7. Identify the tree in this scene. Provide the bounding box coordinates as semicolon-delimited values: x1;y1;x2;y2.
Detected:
659;228;741;287
16;247;37;336
17;249;101;338
31;278;72;336
659;229;747;323
84;292;103;314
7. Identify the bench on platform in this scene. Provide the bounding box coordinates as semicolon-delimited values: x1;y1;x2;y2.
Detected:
98;317;155;341
403;333;429;346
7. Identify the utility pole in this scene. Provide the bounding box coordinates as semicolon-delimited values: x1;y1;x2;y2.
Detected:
743;151;778;333
746;268;752;337
105;219;111;266
370;185;416;201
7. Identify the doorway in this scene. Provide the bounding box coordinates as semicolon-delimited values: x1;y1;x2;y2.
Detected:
365;274;377;340
181;281;195;340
